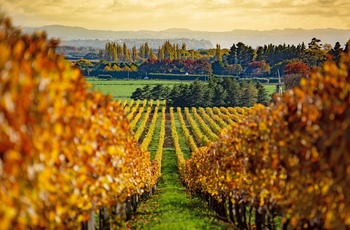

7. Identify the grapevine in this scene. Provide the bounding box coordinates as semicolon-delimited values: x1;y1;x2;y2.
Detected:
204;107;228;128
170;107;186;177
192;107;219;140
140;106;159;150
184;51;350;229
184;107;210;146
0;17;158;228
177;107;199;153
154;106;166;175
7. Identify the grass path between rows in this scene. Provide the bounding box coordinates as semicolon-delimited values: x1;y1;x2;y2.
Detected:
126;148;234;229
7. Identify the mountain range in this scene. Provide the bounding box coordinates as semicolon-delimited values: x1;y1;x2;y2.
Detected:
23;25;350;49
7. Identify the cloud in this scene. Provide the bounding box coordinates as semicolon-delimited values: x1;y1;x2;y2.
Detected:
0;0;349;31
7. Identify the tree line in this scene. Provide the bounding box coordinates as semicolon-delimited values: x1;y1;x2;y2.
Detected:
215;38;348;77
131;77;270;107
76;39;349;79
102;40;217;63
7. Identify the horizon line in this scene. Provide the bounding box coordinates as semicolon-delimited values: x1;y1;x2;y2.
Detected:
22;24;350;33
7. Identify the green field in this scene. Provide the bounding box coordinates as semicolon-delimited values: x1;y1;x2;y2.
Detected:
263;84;276;95
87;78;277;101
87;79;190;101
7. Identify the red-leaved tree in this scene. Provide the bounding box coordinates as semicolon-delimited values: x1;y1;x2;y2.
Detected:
284;61;311;76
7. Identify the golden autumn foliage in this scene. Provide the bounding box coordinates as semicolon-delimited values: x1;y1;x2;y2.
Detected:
0;15;157;228
154;106;166;176
177;107;199;153
185;49;350;228
170;107;186;177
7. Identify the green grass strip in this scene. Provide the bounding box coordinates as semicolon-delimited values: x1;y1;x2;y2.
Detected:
126;148;234;230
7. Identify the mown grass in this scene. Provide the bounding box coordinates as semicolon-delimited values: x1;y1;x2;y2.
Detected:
263;84;276;96
86;79;190;101
126;148;235;230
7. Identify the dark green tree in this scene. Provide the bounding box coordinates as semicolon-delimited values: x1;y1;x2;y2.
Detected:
211;83;226;107
345;40;350;52
239;81;258;107
187;80;207;107
140;85;151;99
168;83;190;107
236;42;255;68
227;43;237;65
150;84;169;100
255;46;266;61
255;81;269;106
211;61;225;75
223;77;240;107
202;86;213;107
329;42;343;64
131;87;144;100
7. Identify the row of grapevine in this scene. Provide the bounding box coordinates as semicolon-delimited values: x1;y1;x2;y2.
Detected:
127;99;135;108
148;99;154;107
122;100;128;107
129;107;144;129
228;106;251;116
192;107;219;141
127;99;164;127
204;107;228;128
219;107;243;122
126;102;139;121
184;52;350;229
184;107;210;146
213;107;234;124
177;107;199;153
198;107;223;134
0;18;158;229
133;106;152;141
154;107;166;175
140;106;159;150
170;107;186;177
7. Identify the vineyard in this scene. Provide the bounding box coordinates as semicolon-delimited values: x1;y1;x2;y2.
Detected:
1;15;350;229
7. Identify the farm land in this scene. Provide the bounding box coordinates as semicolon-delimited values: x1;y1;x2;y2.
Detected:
1;14;350;229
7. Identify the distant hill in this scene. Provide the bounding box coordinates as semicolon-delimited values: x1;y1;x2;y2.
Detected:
23;25;350;49
58;38;213;50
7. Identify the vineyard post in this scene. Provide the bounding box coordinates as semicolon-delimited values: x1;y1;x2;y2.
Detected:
87;209;95;230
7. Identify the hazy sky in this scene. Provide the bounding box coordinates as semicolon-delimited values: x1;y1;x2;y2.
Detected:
1;0;349;31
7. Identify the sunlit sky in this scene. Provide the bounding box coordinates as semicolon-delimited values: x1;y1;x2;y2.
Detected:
1;0;349;31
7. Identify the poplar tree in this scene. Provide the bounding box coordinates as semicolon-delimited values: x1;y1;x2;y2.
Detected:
131;45;139;62
116;44;122;59
158;46;165;60
139;44;145;59
144;42;150;58
148;48;157;59
215;43;222;61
